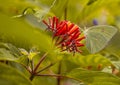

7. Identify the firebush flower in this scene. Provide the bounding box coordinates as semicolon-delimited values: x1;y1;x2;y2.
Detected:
43;16;85;54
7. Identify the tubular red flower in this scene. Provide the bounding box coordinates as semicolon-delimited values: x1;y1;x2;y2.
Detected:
42;16;85;55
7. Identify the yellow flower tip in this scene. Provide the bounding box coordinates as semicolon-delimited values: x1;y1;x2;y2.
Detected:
28;51;40;60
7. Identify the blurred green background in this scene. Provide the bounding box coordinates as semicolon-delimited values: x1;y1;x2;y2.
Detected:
1;0;120;85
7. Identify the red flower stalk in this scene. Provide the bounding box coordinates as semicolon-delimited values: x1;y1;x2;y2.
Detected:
43;16;85;55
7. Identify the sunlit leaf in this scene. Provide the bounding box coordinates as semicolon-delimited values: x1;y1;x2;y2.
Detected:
0;12;55;53
61;54;112;72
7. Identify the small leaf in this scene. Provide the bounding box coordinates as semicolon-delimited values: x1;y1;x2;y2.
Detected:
28;48;40;60
0;63;33;85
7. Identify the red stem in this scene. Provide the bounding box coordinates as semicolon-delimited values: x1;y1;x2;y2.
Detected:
33;52;48;73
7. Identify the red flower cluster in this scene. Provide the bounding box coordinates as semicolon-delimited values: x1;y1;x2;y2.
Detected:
43;16;85;54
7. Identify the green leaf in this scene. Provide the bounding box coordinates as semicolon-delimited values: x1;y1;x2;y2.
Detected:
33;77;57;85
0;0;40;16
0;12;58;56
50;53;112;75
0;48;17;61
0;63;33;85
0;12;61;65
0;42;24;61
0;42;21;56
66;68;120;85
61;54;112;72
84;25;117;53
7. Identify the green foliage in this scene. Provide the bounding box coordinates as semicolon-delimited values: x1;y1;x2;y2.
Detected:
67;68;120;85
0;13;51;50
0;0;37;16
0;0;120;85
0;48;18;61
68;54;112;70
0;63;33;85
33;77;57;85
0;12;60;62
0;42;21;61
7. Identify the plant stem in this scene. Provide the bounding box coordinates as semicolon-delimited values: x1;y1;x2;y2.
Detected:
29;74;35;81
37;63;54;73
30;60;34;73
64;7;67;20
64;0;68;20
29;60;35;81
57;61;62;85
33;52;48;73
29;52;48;81
22;64;31;73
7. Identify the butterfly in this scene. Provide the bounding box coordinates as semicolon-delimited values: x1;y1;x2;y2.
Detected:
83;25;118;53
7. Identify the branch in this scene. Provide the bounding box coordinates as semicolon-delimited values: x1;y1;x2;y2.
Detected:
36;63;54;73
33;52;48;73
22;64;31;74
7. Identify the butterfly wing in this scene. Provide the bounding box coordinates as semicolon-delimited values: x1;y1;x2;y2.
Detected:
85;25;117;53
